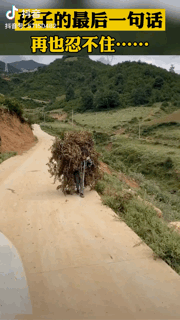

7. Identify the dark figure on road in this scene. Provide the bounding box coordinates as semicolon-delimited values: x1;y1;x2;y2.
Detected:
74;152;93;198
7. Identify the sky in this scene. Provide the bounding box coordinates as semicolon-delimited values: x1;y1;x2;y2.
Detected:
0;55;180;74
1;0;180;19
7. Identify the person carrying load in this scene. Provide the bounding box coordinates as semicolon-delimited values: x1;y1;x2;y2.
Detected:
74;148;93;197
47;131;101;197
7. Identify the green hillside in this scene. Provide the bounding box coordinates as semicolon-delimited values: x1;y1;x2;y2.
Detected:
1;56;180;114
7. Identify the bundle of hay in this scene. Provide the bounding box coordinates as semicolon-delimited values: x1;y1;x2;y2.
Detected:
47;131;102;194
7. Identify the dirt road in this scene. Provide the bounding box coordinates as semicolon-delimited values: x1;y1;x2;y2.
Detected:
1;125;180;319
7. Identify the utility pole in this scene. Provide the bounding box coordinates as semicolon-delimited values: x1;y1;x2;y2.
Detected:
139;118;141;140
43;106;45;123
96;112;97;127
72;109;73;126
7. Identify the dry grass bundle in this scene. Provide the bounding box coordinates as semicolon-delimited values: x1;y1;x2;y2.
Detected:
47;131;102;194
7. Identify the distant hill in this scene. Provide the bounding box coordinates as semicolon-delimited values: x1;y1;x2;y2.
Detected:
1;56;180;113
9;60;46;71
0;61;20;74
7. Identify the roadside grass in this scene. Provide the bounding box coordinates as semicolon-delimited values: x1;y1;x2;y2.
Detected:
95;173;180;275
139;179;180;222
128;171;180;222
0;151;17;164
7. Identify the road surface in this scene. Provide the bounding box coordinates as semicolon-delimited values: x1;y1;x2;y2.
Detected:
0;124;180;319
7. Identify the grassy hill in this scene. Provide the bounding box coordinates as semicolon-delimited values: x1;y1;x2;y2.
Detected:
1;56;180;114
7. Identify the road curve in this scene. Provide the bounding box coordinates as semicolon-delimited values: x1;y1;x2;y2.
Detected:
0;124;180;319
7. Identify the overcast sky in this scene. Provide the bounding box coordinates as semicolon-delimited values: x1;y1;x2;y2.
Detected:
1;0;180;19
0;55;180;73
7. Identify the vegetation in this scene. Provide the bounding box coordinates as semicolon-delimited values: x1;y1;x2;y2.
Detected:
2;56;180;276
1;56;180;113
40;103;180;277
4;98;24;120
95;173;180;274
0;151;17;164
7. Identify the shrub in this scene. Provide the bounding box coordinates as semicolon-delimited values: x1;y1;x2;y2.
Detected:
95;180;106;194
81;90;94;110
129;117;139;124
161;101;169;107
131;87;149;105
94;90;119;110
4;98;23;120
153;76;164;89
66;85;75;101
164;157;173;169
92;131;110;145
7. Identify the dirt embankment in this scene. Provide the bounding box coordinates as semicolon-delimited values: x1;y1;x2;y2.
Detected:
0;108;36;155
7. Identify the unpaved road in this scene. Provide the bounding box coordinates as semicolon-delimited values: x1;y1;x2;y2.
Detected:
1;125;180;319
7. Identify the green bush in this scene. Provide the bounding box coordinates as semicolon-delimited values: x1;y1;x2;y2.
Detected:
81;89;94;110
129;117;139;124
131;87;149;105
0;151;17;164
66;85;75;101
162;101;169;107
153;76;164;89
95;180;106;194
92;131;110;145
94;90;120;110
12;77;22;84
4;98;24;120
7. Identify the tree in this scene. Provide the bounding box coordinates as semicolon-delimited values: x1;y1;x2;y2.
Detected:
4;98;23;119
131;87;149;106
106;90;120;108
91;69;97;79
144;68;152;76
94;90;106;109
66;85;74;101
153;76;164;89
114;73;124;86
94;90;119;110
65;79;73;88
145;84;152;97
169;64;175;73
91;83;97;94
81;90;94;110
